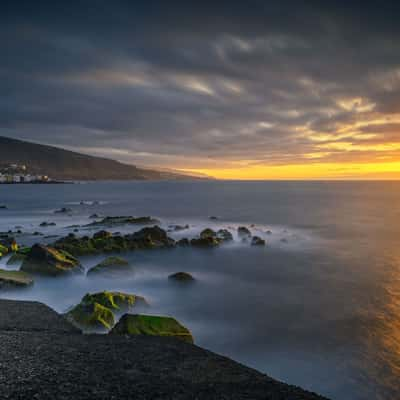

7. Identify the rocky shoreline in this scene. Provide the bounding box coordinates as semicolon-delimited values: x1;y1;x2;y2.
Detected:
0;298;328;399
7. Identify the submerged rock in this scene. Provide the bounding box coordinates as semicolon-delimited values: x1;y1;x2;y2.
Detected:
177;238;190;246
0;269;33;288
111;314;194;343
251;236;266;246
20;244;82;276
87;256;129;275
190;237;219;247
39;222;56;227
65;291;147;332
168;272;195;282
168;224;189;232
89;213;99;219
54;207;72;214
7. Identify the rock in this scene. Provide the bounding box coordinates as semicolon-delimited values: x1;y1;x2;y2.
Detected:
280;238;288;243
53;226;175;256
200;228;217;239
169;224;189;231
6;247;31;265
129;226;175;248
190;237;219;247
217;229;233;241
238;226;251;237
111;314;194;343
0;269;33;288
54;207;72;214
87;216;159;227
89;213;99;219
87;256;129;274
65;291;147;332
251;236;266;246
168;272;195;282
0;243;8;257
66;301;115;332
0;205;7;209
266;230;272;235
209;216;218;220
20;244;82;276
177;238;190;246
93;230;113;240
39;221;56;227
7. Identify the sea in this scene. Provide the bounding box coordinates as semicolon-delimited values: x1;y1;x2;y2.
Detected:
0;180;399;400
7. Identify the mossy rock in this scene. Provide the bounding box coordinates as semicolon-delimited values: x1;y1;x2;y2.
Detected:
0;269;34;288
66;302;115;331
200;228;217;239
87;216;159;227
87;256;129;275
65;291;147;332
0;244;8;257
111;314;194;343
82;291;147;311
20;244;82;276
168;272;195;282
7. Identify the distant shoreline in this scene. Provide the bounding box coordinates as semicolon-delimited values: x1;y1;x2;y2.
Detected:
0;180;71;185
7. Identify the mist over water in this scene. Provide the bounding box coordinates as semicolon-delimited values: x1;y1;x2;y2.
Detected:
1;180;400;400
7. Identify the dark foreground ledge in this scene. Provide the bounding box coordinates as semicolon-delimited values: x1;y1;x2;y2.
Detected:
0;299;328;400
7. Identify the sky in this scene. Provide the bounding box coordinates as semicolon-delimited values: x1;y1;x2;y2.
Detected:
1;1;400;179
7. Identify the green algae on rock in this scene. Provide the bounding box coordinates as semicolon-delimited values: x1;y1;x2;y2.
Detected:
53;226;175;256
87;256;129;275
190;236;219;247
66;301;115;331
0;269;34;288
66;291;147;332
111;314;194;343
20;244;82;275
168;272;195;282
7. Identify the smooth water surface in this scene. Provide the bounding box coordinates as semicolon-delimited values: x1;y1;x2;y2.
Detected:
1;180;400;400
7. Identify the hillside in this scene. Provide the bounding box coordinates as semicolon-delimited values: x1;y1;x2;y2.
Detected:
0;136;201;181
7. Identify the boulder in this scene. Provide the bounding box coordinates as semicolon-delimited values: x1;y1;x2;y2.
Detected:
168;272;195;282
200;228;217;239
238;226;251;237
110;314;194;343
93;230;113;240
251;236;266;246
20;244;82;276
87;256;129;274
129;226;174;248
65;291;147;332
217;229;233;242
0;269;33;288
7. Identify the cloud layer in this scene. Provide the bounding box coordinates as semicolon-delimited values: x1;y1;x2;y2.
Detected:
2;1;400;177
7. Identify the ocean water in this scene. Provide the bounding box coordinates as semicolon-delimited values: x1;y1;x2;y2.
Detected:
1;180;400;400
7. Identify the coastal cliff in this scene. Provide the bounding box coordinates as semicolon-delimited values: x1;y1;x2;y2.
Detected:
0;298;327;399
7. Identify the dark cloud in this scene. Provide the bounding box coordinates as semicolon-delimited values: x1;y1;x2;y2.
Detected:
1;0;400;172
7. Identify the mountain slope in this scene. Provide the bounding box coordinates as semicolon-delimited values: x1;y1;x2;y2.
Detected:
0;136;200;181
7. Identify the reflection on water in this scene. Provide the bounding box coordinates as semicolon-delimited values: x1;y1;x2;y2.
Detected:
1;180;400;400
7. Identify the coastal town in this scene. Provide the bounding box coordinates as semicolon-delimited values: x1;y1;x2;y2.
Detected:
0;163;50;183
